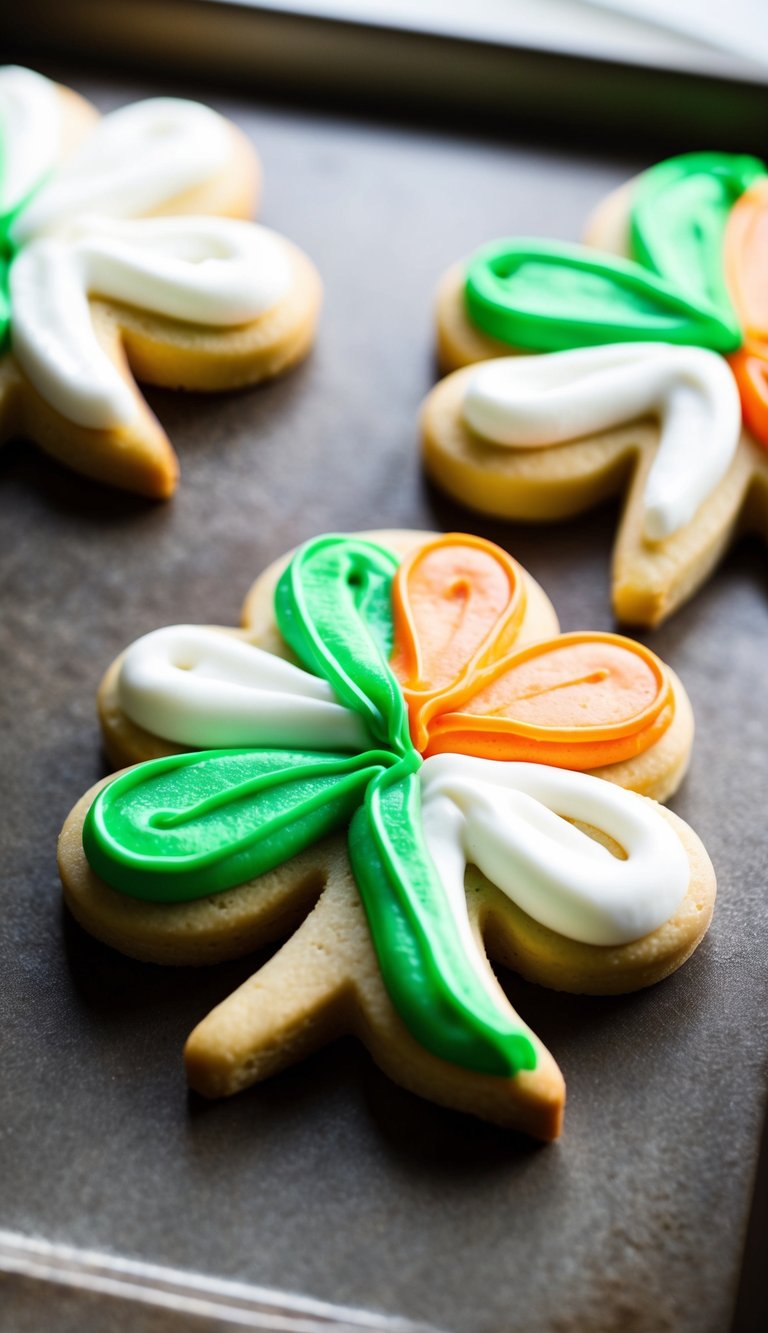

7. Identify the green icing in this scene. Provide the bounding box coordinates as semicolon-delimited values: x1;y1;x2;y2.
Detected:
465;239;742;354
0;271;9;348
83;534;536;1079
83;748;396;902
630;151;766;321
348;761;536;1077
275;534;411;755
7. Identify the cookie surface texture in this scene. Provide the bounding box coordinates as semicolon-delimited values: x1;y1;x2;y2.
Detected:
59;531;716;1139
428;152;768;624
0;65;321;496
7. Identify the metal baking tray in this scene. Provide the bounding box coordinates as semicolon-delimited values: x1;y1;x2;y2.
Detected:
1;62;766;1333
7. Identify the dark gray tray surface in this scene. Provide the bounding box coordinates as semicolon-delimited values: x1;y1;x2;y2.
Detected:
2;68;766;1333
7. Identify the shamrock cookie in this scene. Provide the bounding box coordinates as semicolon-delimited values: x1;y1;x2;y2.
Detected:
58;532;715;1139
0;66;321;497
428;152;768;624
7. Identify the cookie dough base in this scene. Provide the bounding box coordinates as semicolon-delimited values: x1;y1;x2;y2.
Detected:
421;363;761;626
112;238;321;396
58;779;714;1138
64;529;711;1135
435;262;516;374
589;667;692;802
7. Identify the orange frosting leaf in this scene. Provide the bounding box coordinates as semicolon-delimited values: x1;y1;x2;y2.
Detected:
729;347;768;447
724;178;768;339
724;179;768;448
391;533;526;749
423;632;675;770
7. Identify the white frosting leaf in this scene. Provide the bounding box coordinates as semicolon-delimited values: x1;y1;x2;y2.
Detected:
10;96;233;244
76;216;292;325
9;219;293;428
10;236;138;428
0;66;59;217
118;625;372;753
462;343;742;541
419;753;689;946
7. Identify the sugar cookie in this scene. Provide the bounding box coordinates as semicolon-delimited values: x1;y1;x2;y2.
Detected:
429;152;768;624
0;65;321;496
59;532;715;1139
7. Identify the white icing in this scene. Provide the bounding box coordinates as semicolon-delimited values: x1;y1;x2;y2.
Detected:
118;625;372;753
0;66;59;217
10;235;137;427
462;343;742;541
9;219;292;428
0;76;292;428
10;96;233;245
419;753;689;946
413;782;510;1011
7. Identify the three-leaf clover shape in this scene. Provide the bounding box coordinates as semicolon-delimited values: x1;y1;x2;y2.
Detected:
77;533;700;1126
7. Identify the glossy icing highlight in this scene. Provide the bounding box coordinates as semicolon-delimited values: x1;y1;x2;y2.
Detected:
630;151;765;319
462;344;742;539
10;96;234;245
422;632;674;769
464;239;741;355
0;66;59;225
9;219;292;428
118;625;372;752
461;150;768;460
420;754;689;946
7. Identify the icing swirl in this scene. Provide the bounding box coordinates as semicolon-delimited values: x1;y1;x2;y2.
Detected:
630;151;765;320
118;625;371;752
462;343;742;540
419;754;689;946
10;96;233;245
9;218;292;428
464;239;741;355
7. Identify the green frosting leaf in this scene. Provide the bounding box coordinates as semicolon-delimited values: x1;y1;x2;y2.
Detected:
348;761;537;1078
0;266;9;348
83;747;396;902
275;534;411;754
465;238;742;354
83;534;539;1080
630;150;766;321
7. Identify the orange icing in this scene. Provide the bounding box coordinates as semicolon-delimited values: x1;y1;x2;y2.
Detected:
391;533;526;749
391;534;674;769
730;350;768;446
424;632;674;769
724;179;768;448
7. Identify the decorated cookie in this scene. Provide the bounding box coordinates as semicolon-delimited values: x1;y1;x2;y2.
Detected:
0;66;321;496
427;152;768;624
58;532;715;1139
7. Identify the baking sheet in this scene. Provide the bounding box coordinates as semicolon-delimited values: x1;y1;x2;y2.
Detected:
1;66;767;1333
